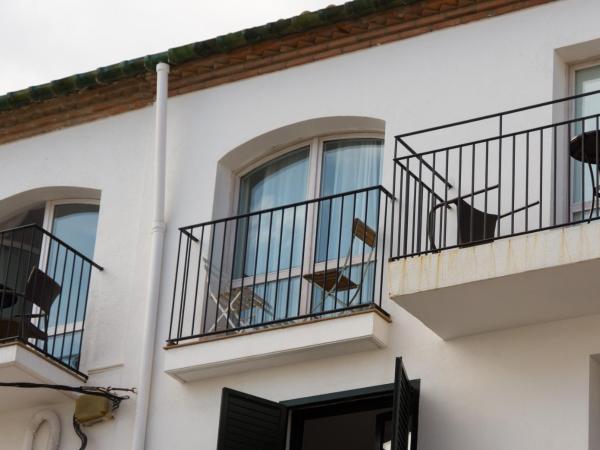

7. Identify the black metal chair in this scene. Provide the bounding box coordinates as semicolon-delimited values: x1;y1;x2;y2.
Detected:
427;185;539;250
0;267;61;341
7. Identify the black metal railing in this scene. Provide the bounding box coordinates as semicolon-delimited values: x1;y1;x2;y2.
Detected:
0;224;103;375
168;186;393;344
391;90;600;259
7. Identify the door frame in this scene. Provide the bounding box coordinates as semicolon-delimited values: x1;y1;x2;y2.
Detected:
282;384;395;450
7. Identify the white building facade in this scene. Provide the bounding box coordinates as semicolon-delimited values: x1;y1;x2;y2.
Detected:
1;0;600;449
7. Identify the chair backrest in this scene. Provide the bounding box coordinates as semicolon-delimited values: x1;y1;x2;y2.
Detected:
427;198;499;251
24;268;62;314
455;198;498;246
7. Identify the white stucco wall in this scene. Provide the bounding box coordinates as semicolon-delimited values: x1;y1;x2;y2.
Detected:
1;1;600;449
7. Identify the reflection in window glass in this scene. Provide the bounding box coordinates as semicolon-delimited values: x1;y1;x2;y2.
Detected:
46;204;99;364
236;148;309;277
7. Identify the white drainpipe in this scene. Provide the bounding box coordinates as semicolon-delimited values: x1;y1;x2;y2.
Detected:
132;61;169;450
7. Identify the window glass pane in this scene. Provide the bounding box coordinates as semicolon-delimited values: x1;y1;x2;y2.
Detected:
238;148;309;213
573;65;600;206
235;149;309;277
51;204;99;259
46;330;82;368
46;204;99;364
320;139;382;196
317;139;382;260
315;139;382;309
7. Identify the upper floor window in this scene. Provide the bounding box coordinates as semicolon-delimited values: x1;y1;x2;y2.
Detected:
0;199;99;369
237;136;383;214
572;63;600;219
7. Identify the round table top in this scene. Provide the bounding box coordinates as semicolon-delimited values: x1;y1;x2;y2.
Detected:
569;130;600;164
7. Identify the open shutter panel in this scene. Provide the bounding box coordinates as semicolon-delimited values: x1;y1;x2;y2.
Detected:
391;357;420;450
217;388;288;450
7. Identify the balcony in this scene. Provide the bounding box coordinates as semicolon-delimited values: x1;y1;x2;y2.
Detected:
165;187;392;381
0;224;102;394
388;90;600;339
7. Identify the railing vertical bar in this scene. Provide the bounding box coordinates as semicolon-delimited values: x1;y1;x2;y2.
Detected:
370;191;382;304
457;146;463;246
273;209;286;320
75;264;93;370
391;139;398;258
285;206;298;319
1;230;15;338
553;126;558;226
431;152;437;251
581;119;585;221
177;234;192;338
378;193;388;307
249;214;262;326
334;196;344;307
9;231;26;340
168;232;183;340
202;224;216;334
59;249;78;362
539;129;544;227
323;198;333;310
416;160;423;253
309;201;322;314
226;218;240;330
596;117;599;218
525;132;530;231
68;257;85;366
46;231;62;353
403;159;411;256
297;204;309;317
396;167;404;258
498;115;503;237
359;191;369;305
261;212;274;324
443;149;449;248
470;144;476;243
51;244;70;357
484;141;489;235
511;135;516;234
568;121;572;220
190;226;205;336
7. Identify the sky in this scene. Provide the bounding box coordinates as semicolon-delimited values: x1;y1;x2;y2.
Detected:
0;0;345;95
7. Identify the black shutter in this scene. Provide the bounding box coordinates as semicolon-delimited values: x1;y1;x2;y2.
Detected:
217;388;288;450
391;357;420;450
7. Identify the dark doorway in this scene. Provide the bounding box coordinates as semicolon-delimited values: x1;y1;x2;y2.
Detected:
286;386;394;450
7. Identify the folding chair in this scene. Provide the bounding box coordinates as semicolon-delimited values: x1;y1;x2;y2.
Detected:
305;218;377;313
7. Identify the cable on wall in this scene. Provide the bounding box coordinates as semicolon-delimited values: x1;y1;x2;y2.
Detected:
0;382;134;450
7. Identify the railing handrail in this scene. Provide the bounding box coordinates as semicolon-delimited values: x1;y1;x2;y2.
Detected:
0;223;104;271
394;112;600;162
179;185;395;231
395;88;600;139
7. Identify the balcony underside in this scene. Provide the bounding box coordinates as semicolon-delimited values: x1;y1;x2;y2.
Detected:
0;341;82;413
164;309;390;382
388;221;600;339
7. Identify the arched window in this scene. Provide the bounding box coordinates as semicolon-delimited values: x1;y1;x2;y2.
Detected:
204;134;385;332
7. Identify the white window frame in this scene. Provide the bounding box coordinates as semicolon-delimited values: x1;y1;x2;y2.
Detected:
569;59;600;219
32;198;100;359
222;132;384;319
